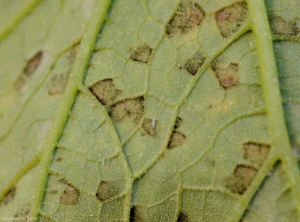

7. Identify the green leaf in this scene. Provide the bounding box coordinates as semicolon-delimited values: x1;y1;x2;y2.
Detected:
1;0;300;221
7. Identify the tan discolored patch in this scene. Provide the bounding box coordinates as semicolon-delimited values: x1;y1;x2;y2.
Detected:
177;212;189;222
215;2;248;38
60;183;80;205
243;142;270;166
109;97;144;123
130;206;145;222
130;43;152;63
14;76;26;91
166;1;205;36
96;181;121;201
0;186;16;205
225;165;257;194
90;79;121;105
23;51;43;76
47;72;69;95
211;60;239;88
141;118;157;136
184;50;206;75
168;131;186;149
14;203;30;222
269;15;299;36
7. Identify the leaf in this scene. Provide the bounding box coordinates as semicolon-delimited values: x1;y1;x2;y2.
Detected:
0;0;300;221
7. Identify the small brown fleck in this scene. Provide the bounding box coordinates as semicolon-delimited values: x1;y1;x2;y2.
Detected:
168;131;186;149
90;79;120;105
184;50;206;75
60;183;80;205
23;51;43;76
174;117;182;129
130;43;152;63
225;164;257;194
166;2;205;36
14;76;26;91
215;2;248;37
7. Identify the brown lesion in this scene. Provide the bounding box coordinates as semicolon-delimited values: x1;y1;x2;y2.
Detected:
269;15;299;36
130;43;153;63
47;72;70;96
243;142;270;166
0;186;16;205
211;59;239;88
184;50;206;75
225;164;257;194
168;131;186;149
177;212;189;222
23;51;43;76
215;2;248;38
109;96;144;123
89;78;121;105
141;118;157;136
96;180;124;201
59;183;80;205
166;1;205;36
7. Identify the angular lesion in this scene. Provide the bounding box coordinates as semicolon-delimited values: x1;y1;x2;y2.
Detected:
225;164;257;194
166;1;205;36
141;118;157;136
269;14;299;36
215;1;248;38
243;142;270;166
89;78;121;105
109;96;144;123
211;59;239;88
59;182;80;205
168;131;186;149
130;43;153;63
23;51;43;76
184;50;206;75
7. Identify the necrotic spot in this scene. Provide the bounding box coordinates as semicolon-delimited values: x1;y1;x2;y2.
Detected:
166;1;205;36
184;50;206;75
96;181;123;201
48;72;69;96
168;131;186;149
141;118;157;136
243;142;270;166
269;15;299;36
14;203;30;221
177;212;189;222
109;96;144;123
130;206;145;222
215;2;248;38
211;60;239;88
23;51;43;76
130;43;152;63
0;186;16;205
225;164;257;194
90;79;120;105
59;183;80;205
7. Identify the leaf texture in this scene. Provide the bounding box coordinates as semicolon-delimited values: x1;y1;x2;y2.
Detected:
0;0;300;221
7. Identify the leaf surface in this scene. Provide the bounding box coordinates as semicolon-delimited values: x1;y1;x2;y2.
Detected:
1;0;300;221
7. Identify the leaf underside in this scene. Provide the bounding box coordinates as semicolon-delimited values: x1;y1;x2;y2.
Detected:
0;0;300;221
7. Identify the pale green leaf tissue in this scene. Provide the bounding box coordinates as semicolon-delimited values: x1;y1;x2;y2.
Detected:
0;0;300;221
